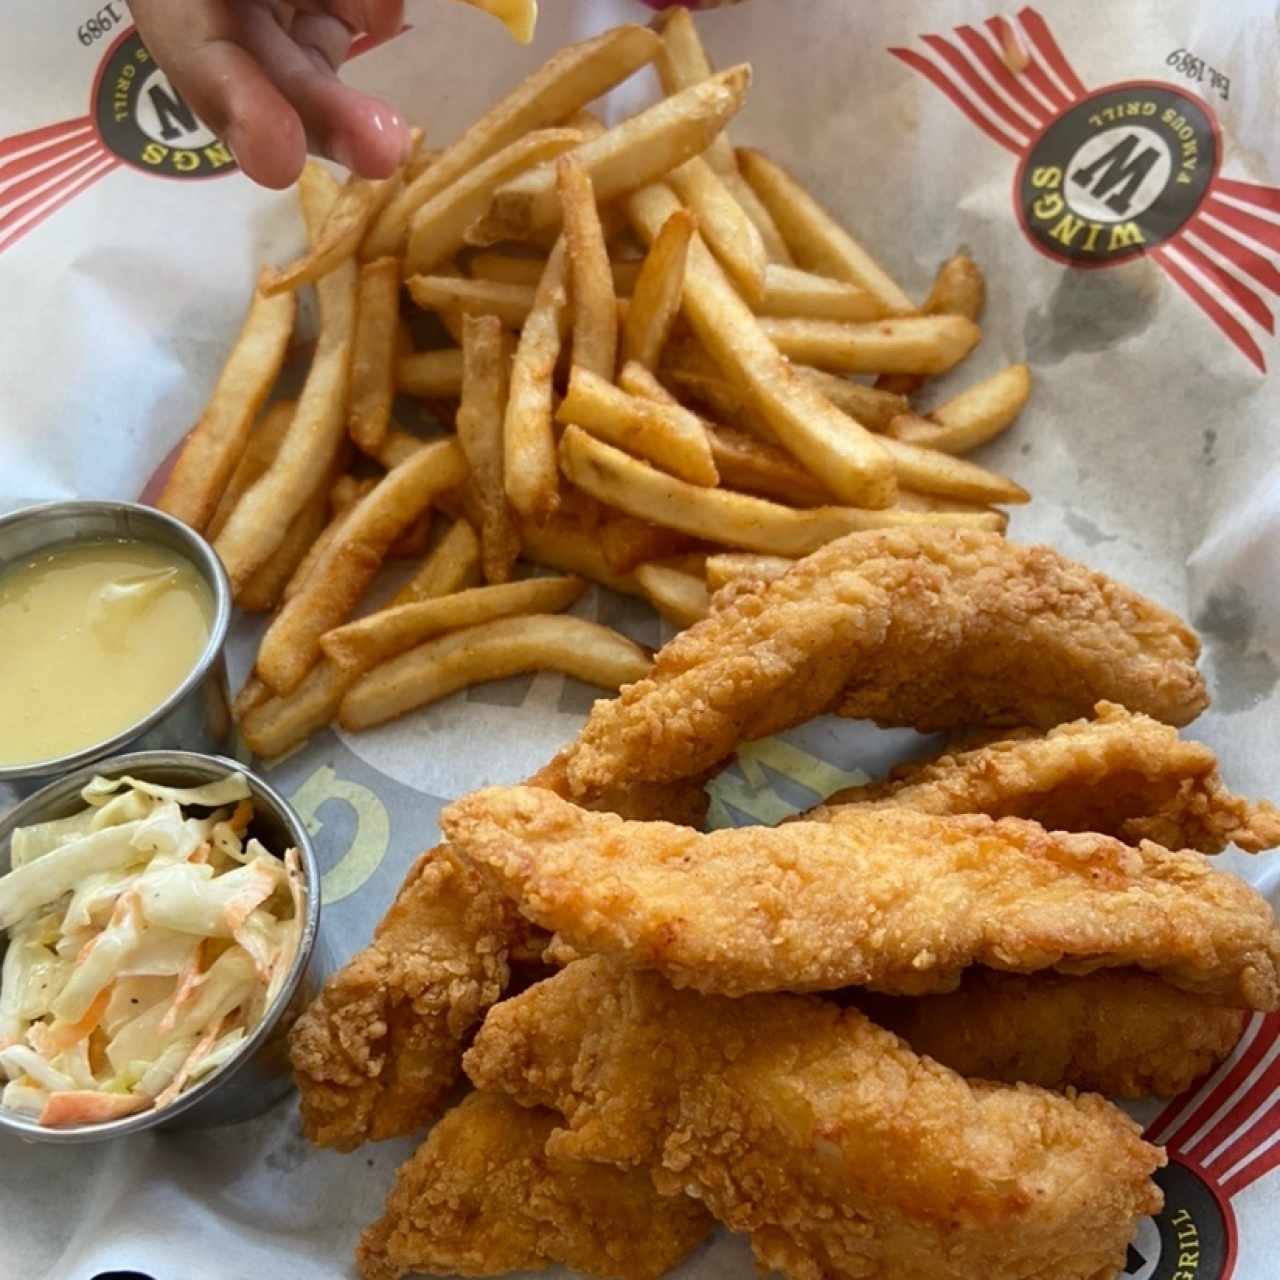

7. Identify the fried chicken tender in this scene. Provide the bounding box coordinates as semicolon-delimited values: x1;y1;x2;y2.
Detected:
870;970;1247;1098
464;958;1165;1280
562;528;1207;792
440;786;1280;1007
810;701;1280;854
357;1091;713;1280
289;762;710;1151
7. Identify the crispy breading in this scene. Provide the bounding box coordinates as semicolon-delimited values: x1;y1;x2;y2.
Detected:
441;786;1280;1006
464;958;1165;1280
357;1090;713;1280
562;528;1207;792
810;701;1280;854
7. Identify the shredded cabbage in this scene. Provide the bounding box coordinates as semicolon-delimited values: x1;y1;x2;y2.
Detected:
82;773;251;809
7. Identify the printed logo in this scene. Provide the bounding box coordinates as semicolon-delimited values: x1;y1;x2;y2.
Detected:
892;7;1280;371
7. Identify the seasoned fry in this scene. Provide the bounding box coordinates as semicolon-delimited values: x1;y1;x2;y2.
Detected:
237;484;331;614
472;67;752;243
888;363;1032;454
453;0;538;44
206;400;296;540
707;423;831;507
556;367;717;487
504;238;569;520
375;429;427;469
520;514;644;597
232;674;272;722
704;552;793;592
652;5;737;177
458;315;520;584
723;170;794;265
668;155;766;303
321;578;585;673
600;513;696;574
560;425;1001;555
284;500;354;604
330;474;378;518
363;25;662;258
881;436;1029;505
622;208;695;370
397;348;464;398
925;251;986;320
737;148;913;314
627;183;896;508
405;128;582;276
349;258;400;453
407;275;536;328
240;658;352;758
791;365;909;430
469;251;642;294
388;512;435;560
760;315;981;376
635;561;709;627
340;615;651;731
558;154;617;380
392;517;482;606
758;265;882;321
256;440;468;693
157;283;295;531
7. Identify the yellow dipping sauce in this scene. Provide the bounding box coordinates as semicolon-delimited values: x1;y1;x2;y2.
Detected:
0;539;214;766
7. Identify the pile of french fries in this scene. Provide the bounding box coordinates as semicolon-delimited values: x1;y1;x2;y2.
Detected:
157;11;1033;760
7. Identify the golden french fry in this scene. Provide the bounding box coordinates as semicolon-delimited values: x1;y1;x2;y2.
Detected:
760;315;981;376
504;238;569;520
232;675;273;722
558;154;618;381
925;252;987;320
790;365;909;431
707;423;831;508
561;109;606;139
214;168;357;592
469;251;642;294
240;659;352;758
330;473;377;517
622;207;695;370
405;138;439;184
257;439;469;694
392;517;482;607
157;284;296;532
237;484;331;614
405;128;582;276
737;148;913;315
758;265;882;322
634;561;709;628
340;614;651;731
704;552;793;593
723;170;793;265
472;66;752;244
459;314;521;584
894;490;1008;532
627;183;896;509
668;155;766;303
407;275;536;328
349;258;400;452
206;400;296;540
321;576;584;673
879;435;1029;505
388;511;435;559
375;428;427;469
364;26;662;258
560;424;1000;554
283;505;348;604
600;513;698;574
557;366;718;487
616;358;677;405
451;0;539;44
652;5;737;177
887;364;1031;455
397;348;464;398
519;513;643;597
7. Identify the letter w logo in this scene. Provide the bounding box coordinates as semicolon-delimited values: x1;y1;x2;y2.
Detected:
1071;133;1161;215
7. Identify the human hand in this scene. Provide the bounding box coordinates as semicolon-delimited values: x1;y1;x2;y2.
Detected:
129;0;411;189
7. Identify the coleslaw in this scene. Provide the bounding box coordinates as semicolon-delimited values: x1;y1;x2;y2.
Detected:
0;772;305;1128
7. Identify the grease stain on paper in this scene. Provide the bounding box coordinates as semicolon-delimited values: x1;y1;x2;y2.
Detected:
1063;509;1118;548
1195;585;1280;712
1025;260;1161;363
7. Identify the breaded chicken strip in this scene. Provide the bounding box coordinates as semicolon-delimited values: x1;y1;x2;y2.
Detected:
289;761;710;1151
810;702;1280;854
441;786;1280;1007
357;1090;713;1280
869;970;1247;1098
563;528;1207;792
464;958;1165;1280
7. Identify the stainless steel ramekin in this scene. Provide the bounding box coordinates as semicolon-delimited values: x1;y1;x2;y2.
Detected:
0;751;323;1142
0;500;233;809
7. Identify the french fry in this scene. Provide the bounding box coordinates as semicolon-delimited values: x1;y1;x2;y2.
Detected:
397;348;464;398
705;552;794;593
887;364;1032;454
407;275;536;328
452;0;539;45
925;252;987;320
237;485;331;614
340;614;651;731
388;512;435;560
321;577;585;673
760;315;981;376
329;473;378;518
405;146;440;185
458;314;521;584
894;490;1008;533
562;424;1002;554
375;429;428;469
558;154;618;380
232;675;273;722
471;66;752;244
557;366;718;486
392;517;483;606
758;265;883;322
561;109;606;140
706;423;832;508
405;128;582;276
504;238;569;520
622;207;695;370
240;659;352;759
364;26;662;258
634;561;709;628
256;439;469;694
348;259;400;452
723;170;794;265
283;503;350;604
468;251;642;294
737;148;913;314
615;358;678;405
627;183;896;509
214;166;358;592
668;155;767;303
206;400;296;540
519;513;643;597
157;283;295;531
791;365;909;431
652;5;737;177
879;436;1030;505
600;513;697;574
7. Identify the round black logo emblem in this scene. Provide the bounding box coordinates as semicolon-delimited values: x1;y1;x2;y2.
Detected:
1016;81;1218;266
1123;1159;1235;1280
92;28;237;179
